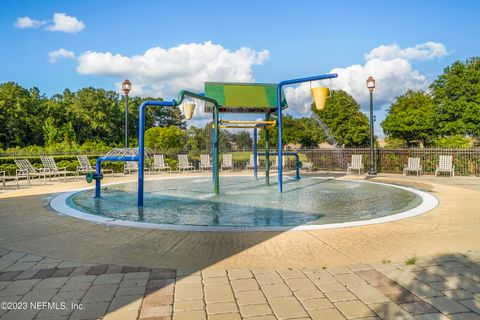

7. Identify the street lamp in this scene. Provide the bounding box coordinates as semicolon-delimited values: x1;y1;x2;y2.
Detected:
366;76;377;175
122;79;132;148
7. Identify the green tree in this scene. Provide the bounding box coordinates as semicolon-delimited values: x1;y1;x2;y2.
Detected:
430;57;480;138
72;87;123;144
433;135;471;148
313;90;370;147
296;118;326;148
144;126;187;154
0;82;46;148
231;131;252;150
258;115;326;148
381;90;435;147
125;96;186;145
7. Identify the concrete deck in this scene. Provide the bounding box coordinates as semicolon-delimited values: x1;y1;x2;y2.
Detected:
0;172;479;319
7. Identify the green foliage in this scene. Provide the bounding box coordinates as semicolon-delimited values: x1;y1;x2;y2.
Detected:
433;135;471;148
404;255;417;265
0;83;186;149
145;126;187;154
382;90;435;147
185;123;252;154
0;163;17;175
259;115;326;148
164;158;178;171
0;82;46;148
383;137;407;148
314;90;370;147
430;57;480;138
231;131;253;149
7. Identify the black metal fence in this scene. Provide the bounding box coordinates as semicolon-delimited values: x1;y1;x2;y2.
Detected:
304;148;480;176
2;147;479;176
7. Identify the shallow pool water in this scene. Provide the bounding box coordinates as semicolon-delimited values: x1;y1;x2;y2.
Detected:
67;176;423;228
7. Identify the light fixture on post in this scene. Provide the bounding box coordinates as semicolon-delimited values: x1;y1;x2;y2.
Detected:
122;79;132;148
366;76;377;175
183;97;196;120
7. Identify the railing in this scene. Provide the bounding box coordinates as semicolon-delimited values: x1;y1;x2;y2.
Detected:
2;147;479;176
304;148;480;176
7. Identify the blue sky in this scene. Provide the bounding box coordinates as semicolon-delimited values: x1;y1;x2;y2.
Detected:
1;0;480;135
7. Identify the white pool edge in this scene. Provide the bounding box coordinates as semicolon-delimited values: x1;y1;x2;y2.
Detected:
49;176;439;232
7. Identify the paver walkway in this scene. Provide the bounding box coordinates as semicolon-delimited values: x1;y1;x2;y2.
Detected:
1;248;479;320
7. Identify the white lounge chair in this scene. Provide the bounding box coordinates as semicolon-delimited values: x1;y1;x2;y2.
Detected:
347;155;364;174
14;159;48;185
403;157;422;176
435;155;455;177
271;155;286;170
124;161;138;174
302;162;313;172
151;155;171;173
41;156;72;181
221;154;233;171
200;154;212;171
76;155;113;176
178;155;195;171
245;154;259;170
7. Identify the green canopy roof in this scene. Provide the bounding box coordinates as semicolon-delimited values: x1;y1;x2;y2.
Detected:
204;82;287;113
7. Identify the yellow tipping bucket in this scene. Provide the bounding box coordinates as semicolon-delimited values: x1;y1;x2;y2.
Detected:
183;103;196;120
311;87;329;111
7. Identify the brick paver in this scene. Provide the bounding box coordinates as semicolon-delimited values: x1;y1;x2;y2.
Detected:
0;249;479;319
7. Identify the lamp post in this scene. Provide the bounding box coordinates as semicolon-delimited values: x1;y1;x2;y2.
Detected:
366;76;377;175
122;79;132;148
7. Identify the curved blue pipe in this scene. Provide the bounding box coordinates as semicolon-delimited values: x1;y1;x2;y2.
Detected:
276;73;338;192
138;101;175;207
94;156;139;198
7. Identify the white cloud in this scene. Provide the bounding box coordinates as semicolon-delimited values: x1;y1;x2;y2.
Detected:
77;41;269;100
285;42;447;116
14;16;46;28
46;13;85;33
365;42;447;61
49;48;76;63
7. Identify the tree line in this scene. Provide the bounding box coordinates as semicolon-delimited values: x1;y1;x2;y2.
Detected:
0;84;186;152
382;57;480;147
0;57;478;154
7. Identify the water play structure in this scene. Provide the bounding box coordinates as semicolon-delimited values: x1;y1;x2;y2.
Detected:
59;72;441;231
92;73;339;207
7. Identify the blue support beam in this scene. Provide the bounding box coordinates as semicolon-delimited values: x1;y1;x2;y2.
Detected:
212;116;215;183
253;128;258;179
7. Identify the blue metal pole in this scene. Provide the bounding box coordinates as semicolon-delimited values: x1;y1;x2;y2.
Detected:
213;106;220;193
265;114;270;186
276;73;338;193
253;128;258;179
95;159;101;198
138;100;175;207
276;89;283;192
212;116;215;183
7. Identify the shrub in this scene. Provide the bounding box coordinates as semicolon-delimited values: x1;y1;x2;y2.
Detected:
433;135;471;148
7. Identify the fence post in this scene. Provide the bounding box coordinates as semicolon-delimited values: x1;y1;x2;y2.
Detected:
376;148;382;173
